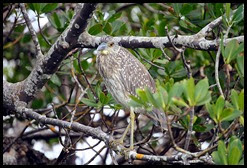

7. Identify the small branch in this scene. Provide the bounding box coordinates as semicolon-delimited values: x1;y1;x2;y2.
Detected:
215;25;232;99
133;49;166;71
181;47;192;78
197;16;222;37
214;44;224;98
37;14;51;46
84;146;106;165
3;14;18;46
166;26;191;78
77;49;98;100
116;3;139;13
160;46;171;61
129;151;192;164
20;3;43;57
3;122;31;153
184;107;195;150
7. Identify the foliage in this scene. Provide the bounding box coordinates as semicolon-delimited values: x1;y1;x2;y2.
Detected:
3;3;244;165
212;136;243;165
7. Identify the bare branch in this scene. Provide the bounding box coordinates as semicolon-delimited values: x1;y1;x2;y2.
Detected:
184;107;195;150
19;3;43;58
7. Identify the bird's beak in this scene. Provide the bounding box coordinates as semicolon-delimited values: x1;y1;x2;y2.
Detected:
97;43;107;51
97;43;109;55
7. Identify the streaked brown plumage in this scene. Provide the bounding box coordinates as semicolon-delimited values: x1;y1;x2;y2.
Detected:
96;42;166;145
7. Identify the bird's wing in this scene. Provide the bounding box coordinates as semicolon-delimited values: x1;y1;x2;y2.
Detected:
118;47;156;96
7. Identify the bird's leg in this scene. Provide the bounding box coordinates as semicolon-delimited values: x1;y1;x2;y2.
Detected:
130;107;135;150
116;121;131;144
115;108;135;150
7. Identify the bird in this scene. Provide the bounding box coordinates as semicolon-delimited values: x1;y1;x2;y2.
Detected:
96;41;167;150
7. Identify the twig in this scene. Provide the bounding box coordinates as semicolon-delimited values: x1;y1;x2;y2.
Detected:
3;121;33;153
19;3;43;57
70;63;90;127
215;25;232;99
181;47;192;78
166;26;191;78
133;49;166;71
78;49;98;101
3;14;18;45
37;14;51;46
184;107;195;150
160;46;171;61
84;145;106;165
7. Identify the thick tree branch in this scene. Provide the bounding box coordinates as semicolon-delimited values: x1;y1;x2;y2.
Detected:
77;10;243;50
3;3;97;111
78;33;244;51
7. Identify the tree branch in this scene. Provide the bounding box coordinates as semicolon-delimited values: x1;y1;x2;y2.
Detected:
3;3;97;112
20;3;43;58
78;33;243;51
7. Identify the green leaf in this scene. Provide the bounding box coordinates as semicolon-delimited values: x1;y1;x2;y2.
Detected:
196;92;211;106
154;59;169;65
41;3;58;13
108;12;122;23
230;89;239;110
88;24;103;35
224;40;238;64
128;95;144;108
136;88;148;103
99;92;106;104
168;82;183;105
232;4;244;23
180;4;193;15
103;22;112;35
50;74;61;86
231;42;244;61
212;151;222;165
30;3;41;14
228;147;242;165
220;34;225;58
228;137;243;165
144;87;158;108
50;12;61;29
81;60;89;70
157;85;168;109
206;103;216;122
193;124;206;132
220;108;241;122
172;4;182;14
238;89;244;112
214;96;225;122
239;116;244;126
86;89;95;101
172;97;189;107
194;78;209;104
129;95;143;105
217;140;228;165
81;98;99;108
225;3;231;22
183;77;195;106
236;55;244;77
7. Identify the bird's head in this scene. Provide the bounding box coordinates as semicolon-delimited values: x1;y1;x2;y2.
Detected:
96;41;119;55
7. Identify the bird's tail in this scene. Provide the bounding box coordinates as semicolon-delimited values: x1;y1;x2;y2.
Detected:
150;108;168;131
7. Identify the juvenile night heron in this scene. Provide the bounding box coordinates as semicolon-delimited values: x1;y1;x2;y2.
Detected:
96;41;167;149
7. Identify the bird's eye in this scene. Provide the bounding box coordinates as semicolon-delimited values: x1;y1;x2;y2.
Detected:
109;42;114;47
